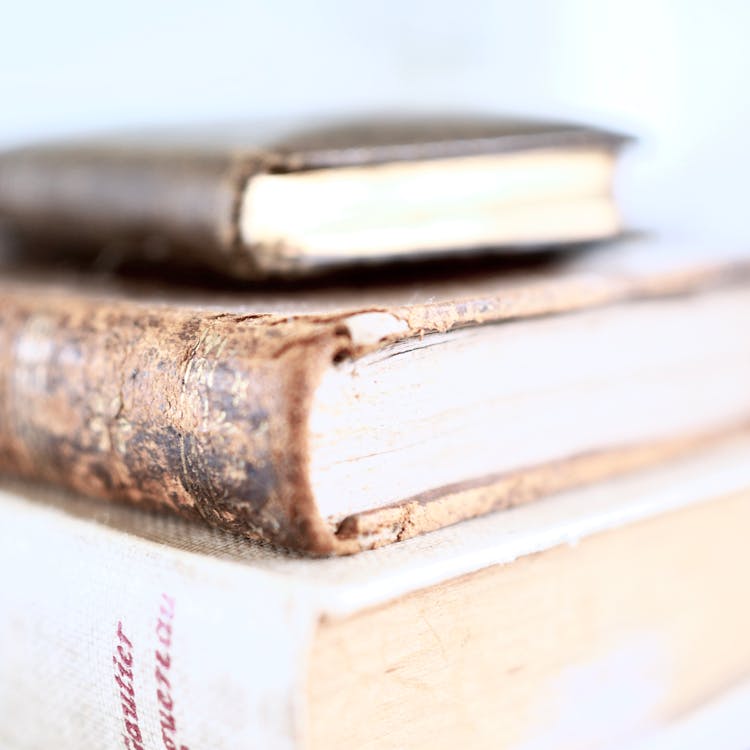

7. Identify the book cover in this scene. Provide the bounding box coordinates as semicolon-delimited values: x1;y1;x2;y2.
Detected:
0;238;749;553
1;435;749;749
0;115;628;277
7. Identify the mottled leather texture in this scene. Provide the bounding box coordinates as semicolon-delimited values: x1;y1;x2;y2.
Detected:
0;240;746;554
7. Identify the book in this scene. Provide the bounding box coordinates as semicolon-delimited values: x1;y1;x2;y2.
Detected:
0;115;628;278
0;238;749;553
1;434;749;750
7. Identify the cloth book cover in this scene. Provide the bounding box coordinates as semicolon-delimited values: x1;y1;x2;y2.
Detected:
1;435;749;749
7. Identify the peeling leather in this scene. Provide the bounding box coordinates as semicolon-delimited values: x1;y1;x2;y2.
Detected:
0;243;748;554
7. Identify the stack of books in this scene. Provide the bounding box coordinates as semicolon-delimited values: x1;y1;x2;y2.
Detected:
0;116;747;749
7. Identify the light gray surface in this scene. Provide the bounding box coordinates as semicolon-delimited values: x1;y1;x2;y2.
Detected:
624;680;750;750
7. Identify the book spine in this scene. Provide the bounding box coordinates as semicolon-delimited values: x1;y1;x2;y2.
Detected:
0;294;347;552
0;149;255;268
0;487;317;750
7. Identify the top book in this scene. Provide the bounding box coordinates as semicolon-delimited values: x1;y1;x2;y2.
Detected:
0;115;628;278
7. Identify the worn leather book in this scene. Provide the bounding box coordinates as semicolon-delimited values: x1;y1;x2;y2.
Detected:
0;238;749;554
1;436;750;749
0;115;627;277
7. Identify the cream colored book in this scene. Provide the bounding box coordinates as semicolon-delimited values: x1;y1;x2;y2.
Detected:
1;434;750;750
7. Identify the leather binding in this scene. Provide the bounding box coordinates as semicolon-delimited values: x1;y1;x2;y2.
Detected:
0;240;746;554
0;115;628;278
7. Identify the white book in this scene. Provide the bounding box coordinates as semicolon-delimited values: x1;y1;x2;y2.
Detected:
1;434;750;750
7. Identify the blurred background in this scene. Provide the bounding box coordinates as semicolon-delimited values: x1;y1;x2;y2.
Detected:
1;0;747;243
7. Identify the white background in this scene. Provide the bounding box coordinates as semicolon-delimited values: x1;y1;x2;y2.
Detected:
1;0;748;242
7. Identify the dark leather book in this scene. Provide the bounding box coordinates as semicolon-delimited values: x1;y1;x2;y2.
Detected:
0;237;748;554
0;115;628;278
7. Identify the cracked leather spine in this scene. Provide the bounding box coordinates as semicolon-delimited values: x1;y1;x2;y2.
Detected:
0;295;347;553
